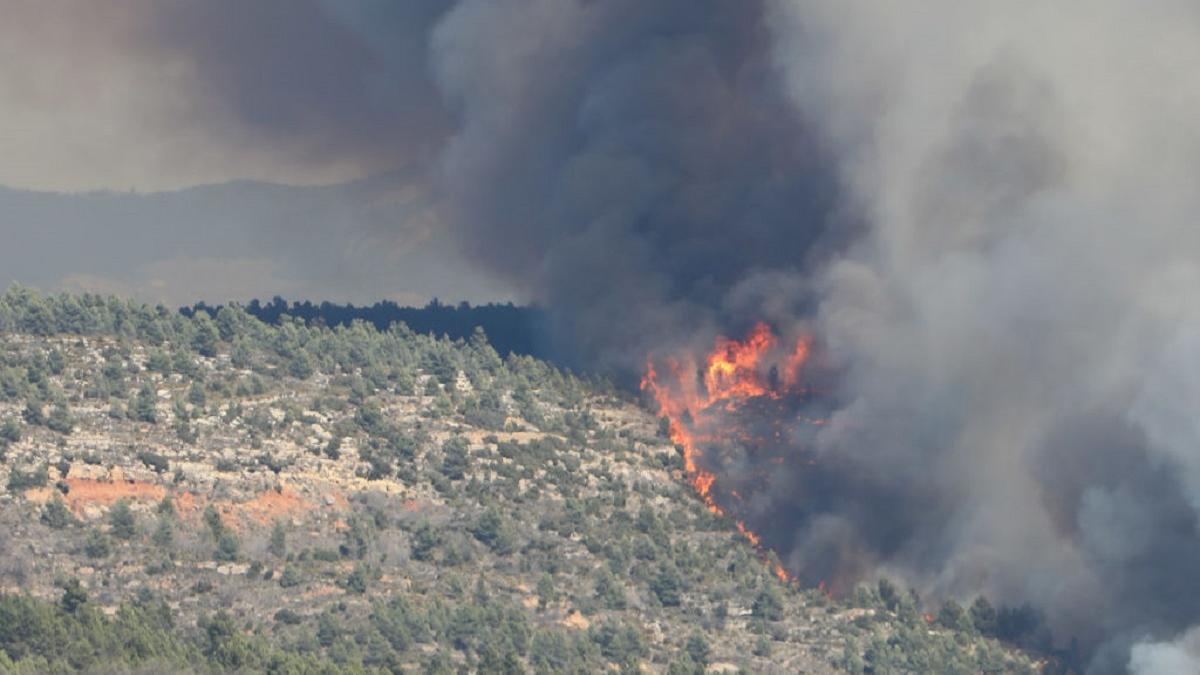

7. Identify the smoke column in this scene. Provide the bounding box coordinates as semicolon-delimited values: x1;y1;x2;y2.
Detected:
764;3;1200;672
428;0;852;370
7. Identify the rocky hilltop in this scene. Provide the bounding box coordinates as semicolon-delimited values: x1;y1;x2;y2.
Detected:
0;288;1040;673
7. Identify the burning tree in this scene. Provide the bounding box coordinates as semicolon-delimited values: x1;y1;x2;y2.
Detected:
642;321;824;585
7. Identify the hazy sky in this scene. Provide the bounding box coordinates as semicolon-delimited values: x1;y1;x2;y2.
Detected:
0;0;494;306
0;1;450;192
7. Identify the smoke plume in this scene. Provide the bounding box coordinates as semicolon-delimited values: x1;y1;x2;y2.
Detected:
423;1;1200;671
428;0;850;368
762;3;1200;671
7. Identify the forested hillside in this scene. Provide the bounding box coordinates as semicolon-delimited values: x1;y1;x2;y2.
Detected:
183;297;549;361
0;287;1041;673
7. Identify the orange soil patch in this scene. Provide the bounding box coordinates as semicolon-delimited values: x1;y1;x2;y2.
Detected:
235;487;312;527
172;491;204;518
174;486;319;532
26;478;167;515
25;478;320;529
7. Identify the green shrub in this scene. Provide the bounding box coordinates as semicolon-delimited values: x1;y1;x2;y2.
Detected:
344;564;370;594
137;450;170;473
752;584;784;621
84;529;111;558
7;464;48;491
274;608;303;625
45;404;73;434
268;520;287;558
651;565;683;607
441;436;470;480
214;531;240;562
0;418;19;444
109;499;137;540
278;566;302;588
311;548;340;562
40;496;75;529
411;523;440;562
133;384;157;423
59;579;88;614
471;507;515;555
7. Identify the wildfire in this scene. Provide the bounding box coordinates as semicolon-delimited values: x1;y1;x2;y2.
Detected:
737;521;761;546
771;560;790;582
641;321;815;583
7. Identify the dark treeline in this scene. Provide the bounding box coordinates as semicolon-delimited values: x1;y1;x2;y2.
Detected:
183;297;551;359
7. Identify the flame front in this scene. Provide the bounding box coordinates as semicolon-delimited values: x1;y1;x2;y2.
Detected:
642;321;814;582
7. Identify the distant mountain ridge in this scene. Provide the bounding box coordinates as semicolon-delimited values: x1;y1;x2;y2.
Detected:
0;172;504;306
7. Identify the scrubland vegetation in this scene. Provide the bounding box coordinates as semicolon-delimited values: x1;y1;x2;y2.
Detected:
0;287;1042;673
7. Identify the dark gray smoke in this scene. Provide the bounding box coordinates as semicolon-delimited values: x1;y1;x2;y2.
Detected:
428;0;851;369
0;0;452;191
422;2;1200;671
143;0;451;177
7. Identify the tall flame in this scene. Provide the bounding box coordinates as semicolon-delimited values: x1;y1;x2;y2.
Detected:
642;321;814;582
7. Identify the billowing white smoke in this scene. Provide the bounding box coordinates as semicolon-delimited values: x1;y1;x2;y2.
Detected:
1130;627;1200;675
768;1;1200;671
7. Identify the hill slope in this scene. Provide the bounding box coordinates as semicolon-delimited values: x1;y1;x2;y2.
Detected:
0;288;1040;673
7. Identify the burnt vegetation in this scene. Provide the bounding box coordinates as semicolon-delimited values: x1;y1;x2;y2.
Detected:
0;286;1044;673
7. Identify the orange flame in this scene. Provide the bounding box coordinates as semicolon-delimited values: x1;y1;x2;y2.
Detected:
737;521;761;547
772;561;790;582
642;321;814;584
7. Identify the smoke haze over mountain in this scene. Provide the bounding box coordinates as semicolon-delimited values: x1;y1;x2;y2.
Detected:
6;2;1200;671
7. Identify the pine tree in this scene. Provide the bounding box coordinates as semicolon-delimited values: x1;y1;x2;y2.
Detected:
59;579;88;614
268;520;287;558
134;384;157;423
40;496;75;529
752;584;784;621
109;499;137;540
